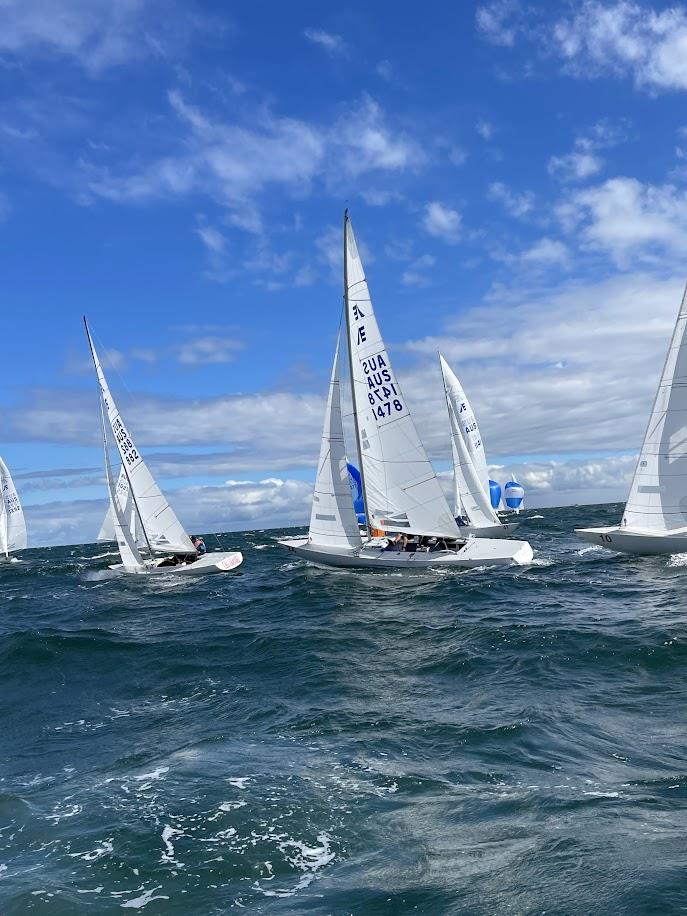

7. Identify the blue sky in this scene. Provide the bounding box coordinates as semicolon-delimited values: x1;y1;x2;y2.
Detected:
3;0;687;545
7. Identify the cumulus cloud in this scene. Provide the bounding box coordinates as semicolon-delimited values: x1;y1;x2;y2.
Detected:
552;1;687;92
476;0;523;47
422;201;461;243
401;254;436;287
175;336;242;365
557;177;687;264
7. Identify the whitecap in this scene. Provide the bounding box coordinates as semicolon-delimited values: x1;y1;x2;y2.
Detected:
119;886;169;909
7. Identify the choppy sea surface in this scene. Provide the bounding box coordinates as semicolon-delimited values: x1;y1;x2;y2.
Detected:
2;502;687;914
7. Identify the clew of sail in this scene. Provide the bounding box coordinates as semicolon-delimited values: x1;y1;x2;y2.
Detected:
0;455;27;557
308;334;362;550
85;319;195;555
440;355;500;527
623;283;687;532
344;214;459;539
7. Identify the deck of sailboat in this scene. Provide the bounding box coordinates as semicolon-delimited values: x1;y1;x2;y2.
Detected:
278;536;533;569
109;550;244;576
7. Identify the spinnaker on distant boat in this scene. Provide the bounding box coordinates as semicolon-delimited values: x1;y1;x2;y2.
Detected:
279;211;533;569
0;455;27;559
85;318;243;576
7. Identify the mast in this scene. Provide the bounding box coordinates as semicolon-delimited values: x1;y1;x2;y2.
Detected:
439;353;460;519
84;316;154;559
343;209;372;539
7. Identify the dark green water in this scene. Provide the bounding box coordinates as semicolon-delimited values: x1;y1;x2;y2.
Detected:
2;503;687;914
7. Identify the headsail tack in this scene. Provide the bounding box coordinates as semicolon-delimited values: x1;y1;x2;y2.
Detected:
344;213;459;539
0;456;27;557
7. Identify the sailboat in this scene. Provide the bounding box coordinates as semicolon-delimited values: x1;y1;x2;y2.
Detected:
576;283;687;554
0;456;27;560
439;354;519;539
278;212;533;569
84;319;243;576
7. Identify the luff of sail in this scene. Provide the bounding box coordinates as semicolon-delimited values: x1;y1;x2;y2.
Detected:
308;334;362;550
623;283;687;532
439;355;500;527
344;214;459;539
84;319;195;555
0;455;27;557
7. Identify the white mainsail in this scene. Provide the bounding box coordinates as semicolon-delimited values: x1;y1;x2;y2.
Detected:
308;335;362;550
0;455;27;557
99;399;145;570
439;355;500;528
344;213;459;539
623;284;687;532
85;320;195;555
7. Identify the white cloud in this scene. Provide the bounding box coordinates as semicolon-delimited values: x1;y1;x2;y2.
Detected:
401;254;436;287
195;223;225;254
304;28;346;55
488;181;535;217
476;119;495;141
376;59;393;81
558;177;687;264
476;0;523;47
0;0;207;72
423;201;461;244
360;189;402;206
175;336;242;365
552;1;687;92
85;92;422;234
548;150;602;182
448;146;468;167
520;237;570;265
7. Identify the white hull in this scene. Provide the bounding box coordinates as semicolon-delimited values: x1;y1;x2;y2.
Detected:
278;537;533;569
575;526;687;556
457;521;519;539
109;551;244;576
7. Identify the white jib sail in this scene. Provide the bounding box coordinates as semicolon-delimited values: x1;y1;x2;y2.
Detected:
440;356;500;527
308;334;362;550
97;466;140;544
85;320;195;555
623;283;687;532
344;214;460;539
0;455;27;557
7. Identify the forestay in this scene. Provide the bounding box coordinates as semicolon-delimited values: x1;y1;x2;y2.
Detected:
344;214;459;539
0;455;27;557
440;356;500;527
623;283;687;532
85;321;195;555
308;335;362;550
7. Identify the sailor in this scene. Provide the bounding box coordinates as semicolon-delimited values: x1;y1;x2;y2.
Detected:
192;536;207;555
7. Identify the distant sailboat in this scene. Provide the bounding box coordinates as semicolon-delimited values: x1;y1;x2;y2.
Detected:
576;283;687;554
0;456;27;560
279;211;533;569
85;318;243;576
439;354;519;539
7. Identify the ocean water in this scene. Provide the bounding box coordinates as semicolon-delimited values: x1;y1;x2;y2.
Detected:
2;502;687;914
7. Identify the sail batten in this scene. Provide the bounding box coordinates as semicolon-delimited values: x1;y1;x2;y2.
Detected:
344;215;459;539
